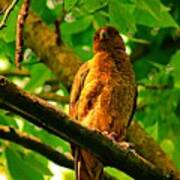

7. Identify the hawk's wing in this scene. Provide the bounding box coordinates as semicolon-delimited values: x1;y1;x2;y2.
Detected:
69;62;89;121
127;86;138;128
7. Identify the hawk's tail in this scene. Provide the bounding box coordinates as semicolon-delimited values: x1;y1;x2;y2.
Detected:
74;148;104;180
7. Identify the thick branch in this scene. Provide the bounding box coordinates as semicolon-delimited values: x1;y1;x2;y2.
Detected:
24;12;82;88
126;123;180;179
0;76;176;180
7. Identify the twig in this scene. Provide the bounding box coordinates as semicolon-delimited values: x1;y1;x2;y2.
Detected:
0;0;19;29
0;76;176;180
54;1;66;45
37;92;69;104
1;69;30;77
138;82;170;90
54;19;62;45
15;0;30;69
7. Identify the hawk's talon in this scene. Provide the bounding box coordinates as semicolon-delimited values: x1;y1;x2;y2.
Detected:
102;131;119;142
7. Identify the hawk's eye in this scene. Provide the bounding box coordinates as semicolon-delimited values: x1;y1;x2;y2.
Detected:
94;33;100;40
99;30;109;40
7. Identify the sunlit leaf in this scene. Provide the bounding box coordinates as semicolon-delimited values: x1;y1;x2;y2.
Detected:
61;16;93;34
83;0;108;13
65;0;77;11
24;63;52;91
134;0;178;28
5;147;43;180
0;4;20;42
109;0;136;34
0;113;18;127
169;50;180;88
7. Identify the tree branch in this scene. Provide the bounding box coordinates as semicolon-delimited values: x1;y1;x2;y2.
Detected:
54;0;66;46
0;76;177;180
15;0;30;68
24;11;82;88
0;69;30;77
0;125;73;168
37;92;69;104
138;82;170;90
0;125;117;180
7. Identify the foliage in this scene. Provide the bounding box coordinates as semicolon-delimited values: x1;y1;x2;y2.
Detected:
0;0;179;179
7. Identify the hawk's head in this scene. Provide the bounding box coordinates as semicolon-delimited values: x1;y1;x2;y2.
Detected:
93;26;125;53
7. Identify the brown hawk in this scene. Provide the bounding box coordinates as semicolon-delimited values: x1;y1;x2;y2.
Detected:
69;26;137;180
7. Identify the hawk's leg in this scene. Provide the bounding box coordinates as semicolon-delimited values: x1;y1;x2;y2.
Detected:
102;131;134;150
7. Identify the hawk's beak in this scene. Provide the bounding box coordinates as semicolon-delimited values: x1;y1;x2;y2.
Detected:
99;30;109;40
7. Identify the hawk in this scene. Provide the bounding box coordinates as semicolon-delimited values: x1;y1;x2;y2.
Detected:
69;26;137;180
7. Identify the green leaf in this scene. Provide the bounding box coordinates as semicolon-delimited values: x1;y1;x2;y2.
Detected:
23;122;70;151
93;11;108;29
109;0;136;34
31;0;57;24
5;147;43;180
31;0;45;13
0;40;16;64
0;4;20;42
146;121;158;140
105;167;132;180
0;113;18;127
65;0;77;11
74;45;92;61
21;152;53;176
24;63;52;91
160;139;174;157
61;16;93;34
134;60;155;80
136;0;161;20
134;0;178;28
169;50;180;88
83;0;108;13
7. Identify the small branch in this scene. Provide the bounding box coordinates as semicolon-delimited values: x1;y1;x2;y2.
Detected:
1;69;30;77
0;125;73;168
0;0;19;29
15;0;30;69
37;92;69;104
54;19;62;45
138;82;170;90
54;1;66;45
0;127;116;180
0;76;176;180
0;125;116;180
